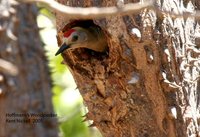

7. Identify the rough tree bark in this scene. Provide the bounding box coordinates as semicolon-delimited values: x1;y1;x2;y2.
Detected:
55;0;200;137
0;0;58;137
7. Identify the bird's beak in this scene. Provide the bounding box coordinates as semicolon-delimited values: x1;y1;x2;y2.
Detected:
55;43;70;56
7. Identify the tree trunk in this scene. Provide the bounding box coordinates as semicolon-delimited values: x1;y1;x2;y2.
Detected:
55;0;200;137
0;0;58;137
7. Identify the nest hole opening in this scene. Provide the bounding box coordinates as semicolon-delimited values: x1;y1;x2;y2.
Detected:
61;20;109;61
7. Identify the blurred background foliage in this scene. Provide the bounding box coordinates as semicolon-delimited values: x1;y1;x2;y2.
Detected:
37;8;102;137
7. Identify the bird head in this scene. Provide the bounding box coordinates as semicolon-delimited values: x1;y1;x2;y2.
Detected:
55;27;88;56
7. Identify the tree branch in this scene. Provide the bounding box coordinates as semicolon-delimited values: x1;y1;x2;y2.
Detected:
17;0;200;20
17;0;155;19
0;59;18;76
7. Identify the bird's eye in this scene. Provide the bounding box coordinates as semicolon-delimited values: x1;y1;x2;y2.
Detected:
72;35;78;42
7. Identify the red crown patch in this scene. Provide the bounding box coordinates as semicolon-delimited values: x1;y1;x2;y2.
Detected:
63;29;75;38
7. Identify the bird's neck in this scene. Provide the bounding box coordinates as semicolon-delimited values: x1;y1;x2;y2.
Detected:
86;28;107;52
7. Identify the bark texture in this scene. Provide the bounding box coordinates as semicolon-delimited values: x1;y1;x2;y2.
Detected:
55;0;200;137
0;0;58;137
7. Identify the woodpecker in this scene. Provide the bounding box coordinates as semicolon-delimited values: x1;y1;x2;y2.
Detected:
55;26;107;56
